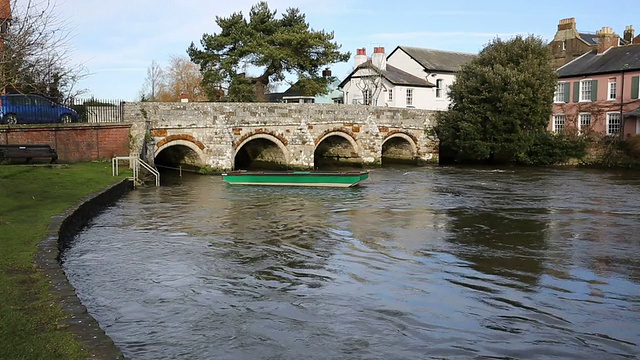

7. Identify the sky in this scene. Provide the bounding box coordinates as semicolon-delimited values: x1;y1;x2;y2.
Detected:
38;0;640;101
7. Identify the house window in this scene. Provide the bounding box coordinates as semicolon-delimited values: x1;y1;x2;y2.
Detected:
608;79;617;100
580;79;592;102
607;112;621;135
363;90;371;105
553;114;565;132
578;113;591;134
436;79;444;98
388;88;393;101
406;88;413;106
554;82;566;103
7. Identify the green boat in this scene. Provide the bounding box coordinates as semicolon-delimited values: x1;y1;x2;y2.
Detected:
221;170;369;187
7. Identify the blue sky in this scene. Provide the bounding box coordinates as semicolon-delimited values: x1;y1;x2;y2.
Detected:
47;0;640;101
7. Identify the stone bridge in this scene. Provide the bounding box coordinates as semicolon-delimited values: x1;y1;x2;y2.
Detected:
123;102;439;171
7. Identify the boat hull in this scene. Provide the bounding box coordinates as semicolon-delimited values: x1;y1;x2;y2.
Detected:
221;170;369;188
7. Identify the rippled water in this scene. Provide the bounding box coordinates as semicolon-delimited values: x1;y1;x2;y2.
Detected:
62;166;640;359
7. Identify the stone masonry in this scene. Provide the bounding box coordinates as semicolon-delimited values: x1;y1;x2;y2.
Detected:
123;102;439;171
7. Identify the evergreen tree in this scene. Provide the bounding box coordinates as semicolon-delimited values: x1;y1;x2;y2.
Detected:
436;35;557;163
188;1;350;102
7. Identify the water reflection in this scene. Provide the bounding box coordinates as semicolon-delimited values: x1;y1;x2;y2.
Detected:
445;209;547;286
63;167;640;359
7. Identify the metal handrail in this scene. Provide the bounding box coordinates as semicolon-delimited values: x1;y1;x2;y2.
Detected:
112;156;160;186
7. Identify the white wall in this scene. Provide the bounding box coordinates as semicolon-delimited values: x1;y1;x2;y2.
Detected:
341;48;458;110
387;50;425;78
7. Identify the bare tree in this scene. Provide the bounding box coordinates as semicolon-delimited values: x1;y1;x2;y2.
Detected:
354;66;384;107
139;60;164;101
157;56;207;102
1;0;86;101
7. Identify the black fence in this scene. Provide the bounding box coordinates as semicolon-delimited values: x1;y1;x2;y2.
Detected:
68;98;125;123
0;95;125;125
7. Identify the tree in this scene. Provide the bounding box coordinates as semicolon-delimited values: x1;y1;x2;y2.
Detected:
139;60;163;101
436;35;557;163
1;0;85;101
157;56;208;102
139;57;209;102
187;1;350;102
354;65;384;107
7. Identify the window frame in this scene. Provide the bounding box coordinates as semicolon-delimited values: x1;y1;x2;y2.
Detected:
554;81;566;103
388;88;393;102
606;112;621;135
579;79;593;102
553;114;566;132
435;79;444;98
578;112;591;134
406;88;413;106
363;89;371;105
608;79;617;101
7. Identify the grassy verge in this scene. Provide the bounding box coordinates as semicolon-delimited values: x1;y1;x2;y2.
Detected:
0;162;131;360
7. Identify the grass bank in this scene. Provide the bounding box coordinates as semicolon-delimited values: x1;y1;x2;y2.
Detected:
0;162;130;359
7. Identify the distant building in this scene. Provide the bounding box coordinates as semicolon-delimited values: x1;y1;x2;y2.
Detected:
268;69;343;104
550;27;640;137
338;46;475;110
549;17;635;68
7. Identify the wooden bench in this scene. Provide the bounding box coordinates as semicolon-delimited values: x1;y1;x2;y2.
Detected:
0;144;58;164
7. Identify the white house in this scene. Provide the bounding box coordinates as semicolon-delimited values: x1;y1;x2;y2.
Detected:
339;46;476;110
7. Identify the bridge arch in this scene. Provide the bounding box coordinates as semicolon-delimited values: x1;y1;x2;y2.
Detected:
154;139;207;169
381;131;419;166
314;130;362;168
234;133;289;170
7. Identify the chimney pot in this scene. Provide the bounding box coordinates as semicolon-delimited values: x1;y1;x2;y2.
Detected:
354;47;368;69
557;17;576;31
624;25;635;43
597;26;619;53
371;47;386;71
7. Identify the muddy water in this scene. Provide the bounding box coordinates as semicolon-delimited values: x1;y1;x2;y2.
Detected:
63;167;640;359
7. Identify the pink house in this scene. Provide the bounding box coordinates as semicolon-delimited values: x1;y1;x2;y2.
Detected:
550;27;640;137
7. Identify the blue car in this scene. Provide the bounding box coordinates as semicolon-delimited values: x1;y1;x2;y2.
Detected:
0;94;79;124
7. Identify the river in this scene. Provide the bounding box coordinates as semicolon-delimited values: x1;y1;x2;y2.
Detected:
62;166;640;359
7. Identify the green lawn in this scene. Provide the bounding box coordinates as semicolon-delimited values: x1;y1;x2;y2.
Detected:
0;162;131;360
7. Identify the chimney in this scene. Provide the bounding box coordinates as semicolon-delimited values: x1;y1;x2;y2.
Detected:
371;47;386;71
557;17;576;32
322;68;332;78
0;0;11;35
624;25;635;44
597;26;619;53
354;48;367;69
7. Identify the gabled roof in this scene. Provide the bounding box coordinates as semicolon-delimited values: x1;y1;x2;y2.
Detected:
390;46;476;73
338;60;435;89
557;44;640;77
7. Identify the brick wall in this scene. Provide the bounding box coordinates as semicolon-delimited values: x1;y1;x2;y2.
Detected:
0;124;131;162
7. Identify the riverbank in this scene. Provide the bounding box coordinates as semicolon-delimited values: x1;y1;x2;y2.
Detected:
0;162;131;360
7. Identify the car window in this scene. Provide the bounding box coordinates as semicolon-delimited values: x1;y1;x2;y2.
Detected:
9;95;31;105
31;96;51;106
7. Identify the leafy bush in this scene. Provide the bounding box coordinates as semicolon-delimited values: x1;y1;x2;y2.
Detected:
518;132;590;165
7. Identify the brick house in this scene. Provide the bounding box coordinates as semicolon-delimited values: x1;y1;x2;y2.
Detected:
550;27;640;137
549;17;635;68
